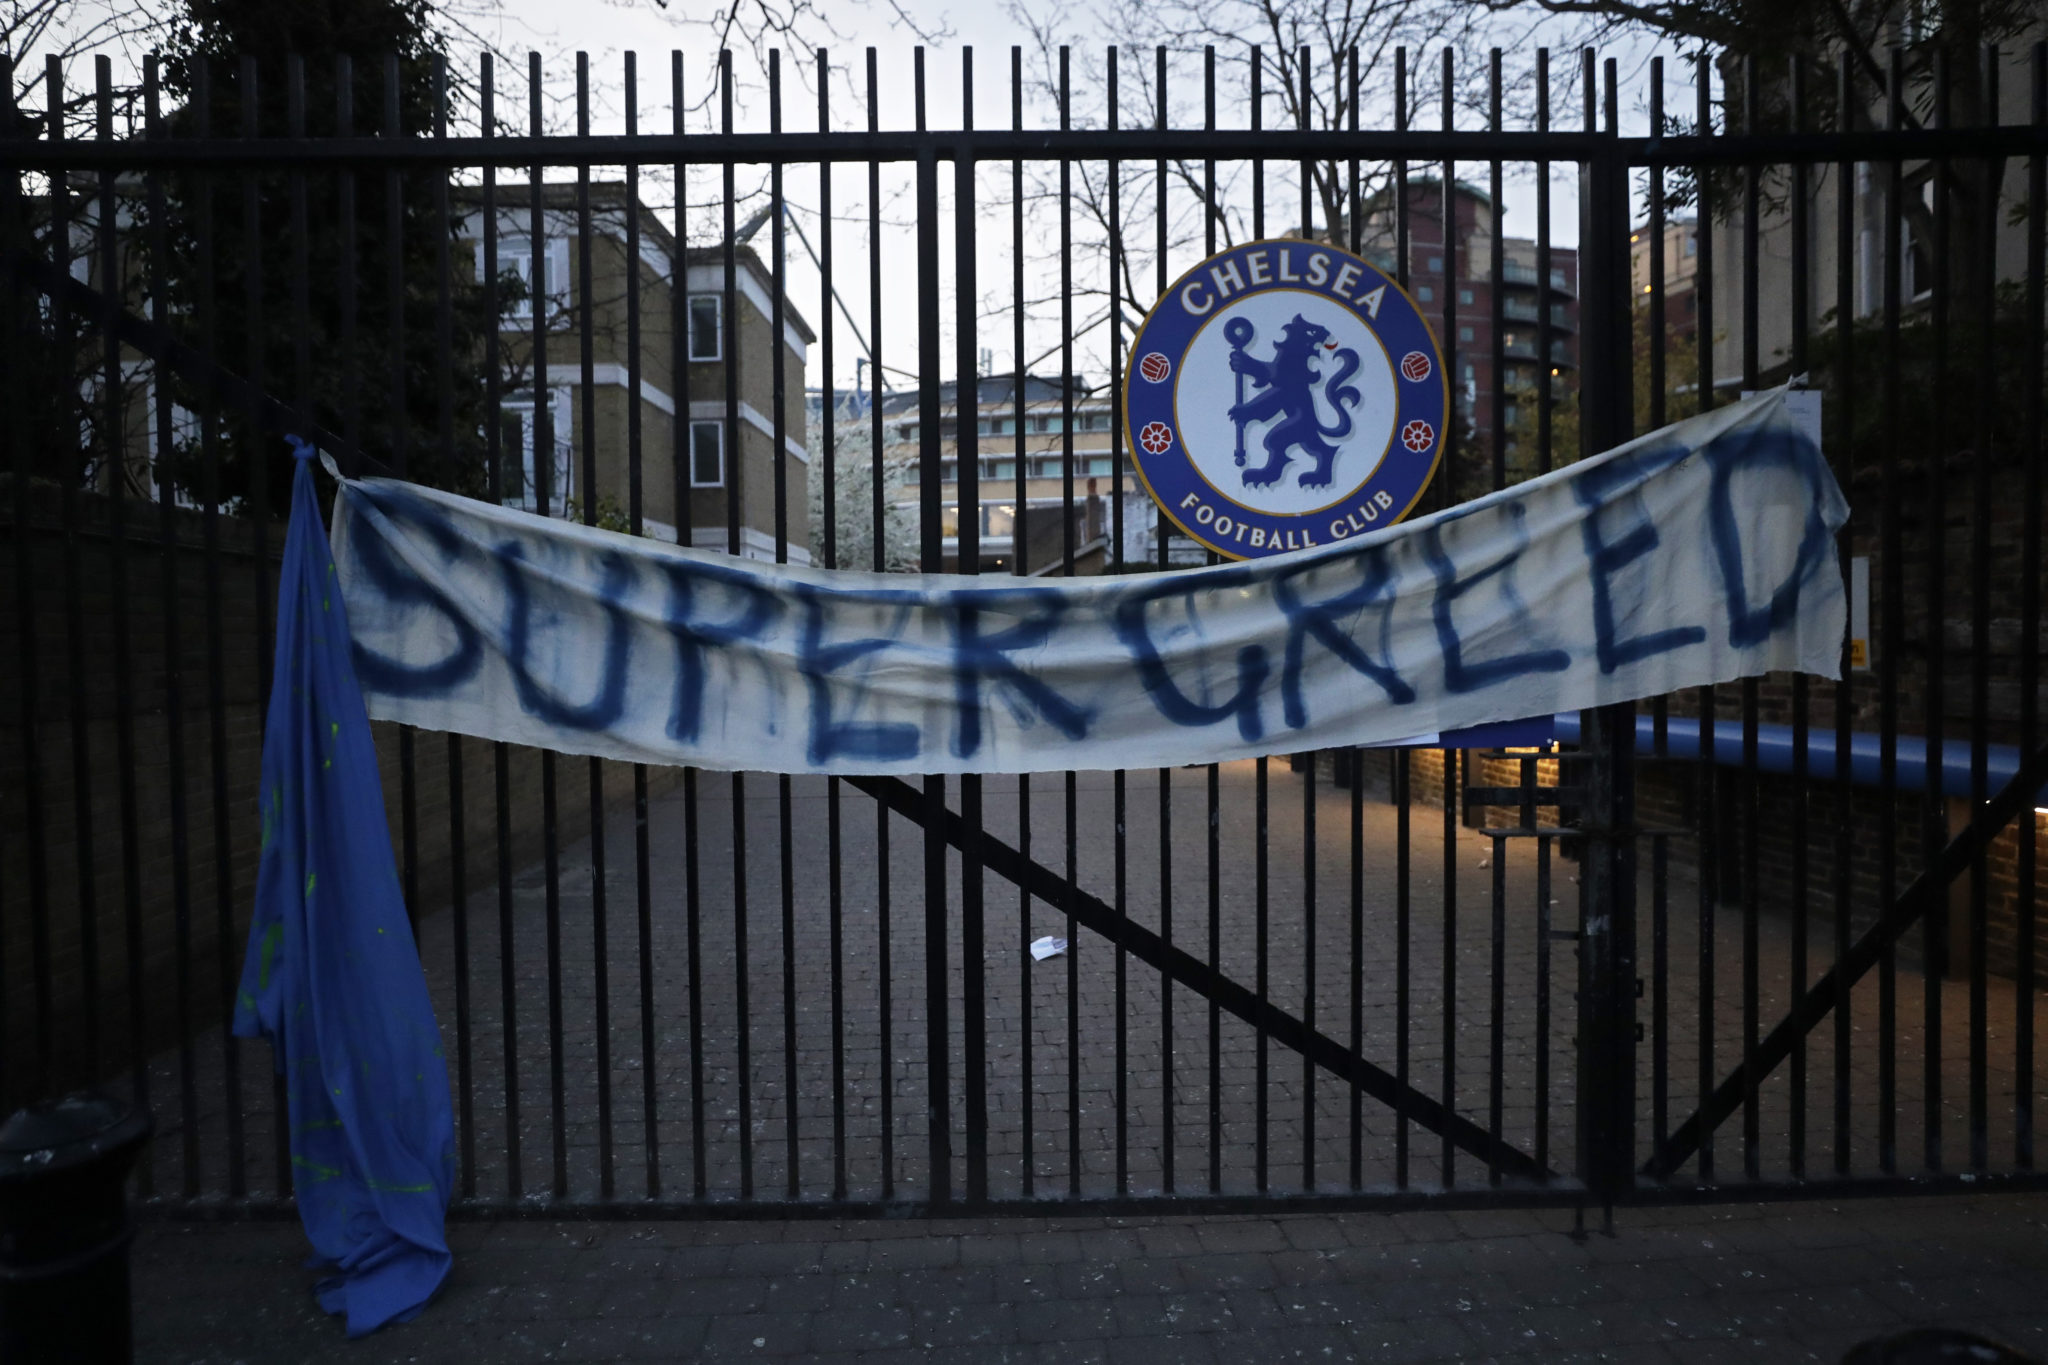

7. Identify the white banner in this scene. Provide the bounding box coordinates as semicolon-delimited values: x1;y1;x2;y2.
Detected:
332;387;1848;776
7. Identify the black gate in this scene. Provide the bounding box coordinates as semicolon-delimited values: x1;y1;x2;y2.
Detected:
1;40;2043;1219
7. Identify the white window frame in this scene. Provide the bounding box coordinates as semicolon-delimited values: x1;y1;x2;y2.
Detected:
688;419;725;488
686;294;723;361
479;235;570;325
141;374;205;510
496;388;573;515
1902;175;1936;302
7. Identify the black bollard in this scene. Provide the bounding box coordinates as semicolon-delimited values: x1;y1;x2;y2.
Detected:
0;1093;154;1365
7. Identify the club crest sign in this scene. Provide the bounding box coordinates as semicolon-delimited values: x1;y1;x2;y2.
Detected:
1124;239;1447;560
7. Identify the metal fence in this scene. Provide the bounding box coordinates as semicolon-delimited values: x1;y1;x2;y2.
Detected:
1;40;2043;1220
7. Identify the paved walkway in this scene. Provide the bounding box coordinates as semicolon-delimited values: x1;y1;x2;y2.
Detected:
133;1193;2048;1363
135;760;2046;1207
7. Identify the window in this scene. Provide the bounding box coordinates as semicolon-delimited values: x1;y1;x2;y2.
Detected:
498;390;573;514
687;295;722;361
897;422;918;442
1549;268;1568;288
1083;455;1113;476
1457;325;1475;342
1416;285;1435;302
483;236;569;323
1684;232;1698;257
1458;288;1475;305
1427;255;1444;272
1903;177;1936;300
689;420;724;487
143;380;204;509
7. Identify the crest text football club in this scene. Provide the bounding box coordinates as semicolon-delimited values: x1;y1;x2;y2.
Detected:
1124;239;1447;560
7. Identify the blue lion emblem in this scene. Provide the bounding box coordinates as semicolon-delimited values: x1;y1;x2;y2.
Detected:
1225;314;1364;490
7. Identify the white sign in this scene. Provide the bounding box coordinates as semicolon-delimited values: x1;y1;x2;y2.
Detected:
332;388;1848;776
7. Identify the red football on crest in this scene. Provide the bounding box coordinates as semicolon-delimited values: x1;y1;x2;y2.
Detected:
1139;352;1172;383
1138;421;1174;455
1400;419;1436;453
1399;351;1432;382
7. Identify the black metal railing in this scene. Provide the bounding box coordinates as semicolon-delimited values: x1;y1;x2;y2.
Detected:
0;40;2043;1220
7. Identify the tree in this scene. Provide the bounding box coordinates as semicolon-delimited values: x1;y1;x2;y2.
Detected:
998;0;1567;379
138;0;503;515
3;1;174;496
808;407;918;572
1505;299;1706;480
1485;0;2038;351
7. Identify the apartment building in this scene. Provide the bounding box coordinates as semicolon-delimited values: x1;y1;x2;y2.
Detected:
1355;177;1581;462
464;182;814;561
876;374;1165;574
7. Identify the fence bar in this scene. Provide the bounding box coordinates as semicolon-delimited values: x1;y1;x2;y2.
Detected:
1739;54;1763;1184
1965;46;1997;1175
522;49;569;1203
1156;44;1176;1197
384;55;420;957
1009;41;1032;1203
1878;47;1904;1177
819;45;847;1205
479;55;524;1203
955;46;987;1206
2019;41;2046;1172
863;46;895;1203
186;55;247;1197
1439;51;1461;1192
423;53;475;1201
572;51;616;1202
1787;53;1812;1181
97;55;155;1189
914;49;951;1205
7;57;54;1115
1394;49;1412;1192
142;57;199;1196
1692;52;1718;1185
1831;49;1857;1178
1921;47;1953;1176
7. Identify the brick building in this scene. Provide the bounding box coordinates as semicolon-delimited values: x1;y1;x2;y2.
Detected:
1356;177;1581;471
461;183;815;562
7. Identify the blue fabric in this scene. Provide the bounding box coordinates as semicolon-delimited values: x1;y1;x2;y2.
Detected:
232;440;455;1338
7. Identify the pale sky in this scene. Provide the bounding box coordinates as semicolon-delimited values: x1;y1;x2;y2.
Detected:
35;0;1694;400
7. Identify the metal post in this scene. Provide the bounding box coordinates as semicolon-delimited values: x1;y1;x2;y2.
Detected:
1574;118;1637;1216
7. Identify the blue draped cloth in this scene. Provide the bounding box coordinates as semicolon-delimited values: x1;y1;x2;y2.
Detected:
233;440;455;1337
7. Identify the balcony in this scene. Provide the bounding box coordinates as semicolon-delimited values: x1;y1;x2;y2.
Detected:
1501;262;1575;294
1502;337;1577;366
1502;299;1575;329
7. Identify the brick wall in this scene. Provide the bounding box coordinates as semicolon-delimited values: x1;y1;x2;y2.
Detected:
0;480;671;1104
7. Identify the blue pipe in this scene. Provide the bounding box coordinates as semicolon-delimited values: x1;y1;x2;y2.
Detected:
1547;712;2047;807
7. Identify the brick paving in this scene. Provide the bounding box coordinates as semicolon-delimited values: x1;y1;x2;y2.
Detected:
132;1193;2048;1363
116;758;2048;1362
135;758;2044;1205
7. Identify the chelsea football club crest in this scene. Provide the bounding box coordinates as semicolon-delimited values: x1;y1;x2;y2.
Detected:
1124;239;1447;560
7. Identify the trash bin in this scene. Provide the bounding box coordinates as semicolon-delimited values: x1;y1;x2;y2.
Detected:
0;1092;154;1365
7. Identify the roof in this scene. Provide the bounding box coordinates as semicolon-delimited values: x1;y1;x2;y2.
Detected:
456;180;815;343
877;374;1098;416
